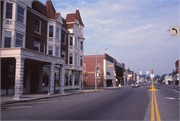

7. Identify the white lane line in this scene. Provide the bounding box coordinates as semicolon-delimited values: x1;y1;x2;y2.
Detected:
172;89;180;94
8;106;32;109
164;97;176;100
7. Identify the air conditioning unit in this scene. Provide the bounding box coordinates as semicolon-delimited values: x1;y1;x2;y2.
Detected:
49;38;53;41
5;20;12;24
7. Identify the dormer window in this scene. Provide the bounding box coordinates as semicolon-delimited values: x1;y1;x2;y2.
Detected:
49;26;53;37
6;3;13;19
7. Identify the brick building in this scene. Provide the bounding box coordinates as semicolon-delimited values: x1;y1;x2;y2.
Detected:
83;53;124;88
1;0;85;99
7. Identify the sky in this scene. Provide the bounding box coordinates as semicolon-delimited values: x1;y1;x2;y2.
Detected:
40;0;180;76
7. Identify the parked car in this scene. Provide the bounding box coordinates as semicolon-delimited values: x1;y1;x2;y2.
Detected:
142;82;147;86
132;83;141;87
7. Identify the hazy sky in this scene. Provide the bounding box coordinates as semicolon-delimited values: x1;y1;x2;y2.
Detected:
40;0;180;76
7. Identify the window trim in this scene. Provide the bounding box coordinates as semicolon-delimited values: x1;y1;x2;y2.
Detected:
48;46;53;55
56;27;60;40
61;50;66;58
62;33;66;45
69;53;73;64
80;41;83;50
55;47;59;57
70;36;73;46
75;37;78;48
6;2;13;19
34;18;41;34
75;53;77;65
15;32;23;47
49;25;53;37
17;5;25;24
4;31;12;48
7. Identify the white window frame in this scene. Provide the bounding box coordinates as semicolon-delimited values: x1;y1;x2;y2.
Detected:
17;5;24;24
61;50;66;58
4;31;12;48
56;27;60;40
70;36;73;46
75;37;77;47
34;18;41;34
80;41;83;50
75;54;77;65
34;41;40;52
15;33;23;47
48;46;53;55
49;25;53;37
6;2;13;19
55;47;59;57
69;53;73;64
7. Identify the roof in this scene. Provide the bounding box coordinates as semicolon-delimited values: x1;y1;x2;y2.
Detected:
67;23;74;29
45;0;56;19
32;1;47;17
75;9;84;26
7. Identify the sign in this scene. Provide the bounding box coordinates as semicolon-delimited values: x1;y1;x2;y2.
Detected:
108;65;114;67
170;26;179;37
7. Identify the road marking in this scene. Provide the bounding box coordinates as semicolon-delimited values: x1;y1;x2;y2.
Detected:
34;101;58;103
151;90;161;121
154;91;161;121
172;89;180;94
8;106;32;109
164;97;176;100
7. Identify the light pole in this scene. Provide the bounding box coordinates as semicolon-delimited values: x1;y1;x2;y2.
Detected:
95;47;108;90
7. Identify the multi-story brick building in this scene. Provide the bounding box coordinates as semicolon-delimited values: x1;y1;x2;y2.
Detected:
83;53;124;88
0;0;85;99
173;60;180;85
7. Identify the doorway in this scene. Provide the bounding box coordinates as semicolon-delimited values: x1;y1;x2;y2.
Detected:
30;70;39;93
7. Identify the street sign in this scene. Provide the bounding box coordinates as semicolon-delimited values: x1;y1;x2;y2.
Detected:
108;65;114;67
170;26;179;37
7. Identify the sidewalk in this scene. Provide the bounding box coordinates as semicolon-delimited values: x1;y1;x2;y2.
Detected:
1;86;125;105
1;89;102;105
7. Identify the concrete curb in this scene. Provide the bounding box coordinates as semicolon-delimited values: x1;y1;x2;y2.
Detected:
83;89;102;93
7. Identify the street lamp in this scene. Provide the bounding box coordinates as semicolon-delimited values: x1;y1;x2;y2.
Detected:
95;47;108;90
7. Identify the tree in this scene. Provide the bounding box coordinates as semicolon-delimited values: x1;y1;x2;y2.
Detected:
159;74;167;83
154;75;160;82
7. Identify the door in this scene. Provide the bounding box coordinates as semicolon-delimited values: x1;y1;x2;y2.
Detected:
30;70;39;93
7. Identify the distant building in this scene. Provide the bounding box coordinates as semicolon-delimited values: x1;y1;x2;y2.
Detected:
173;60;180;85
83;53;124;88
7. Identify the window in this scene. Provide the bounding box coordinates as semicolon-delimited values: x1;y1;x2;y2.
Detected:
75;37;77;47
49;26;53;37
75;54;77;65
69;53;73;64
70;37;73;46
81;42;83;50
62;33;66;44
4;31;11;48
42;44;45;53
17;6;24;23
56;27;60;39
48;46;53;55
61;50;66;58
34;41;40;51
6;3;12;19
80;56;83;66
16;33;23;47
55;47;59;57
35;19;41;33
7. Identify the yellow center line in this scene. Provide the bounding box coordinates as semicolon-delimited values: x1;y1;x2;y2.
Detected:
154;91;161;121
151;91;155;121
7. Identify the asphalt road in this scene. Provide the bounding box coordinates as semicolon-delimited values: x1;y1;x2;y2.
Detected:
1;83;179;120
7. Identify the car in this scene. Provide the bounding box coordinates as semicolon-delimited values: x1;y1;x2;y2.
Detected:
132;83;141;87
142;82;147;86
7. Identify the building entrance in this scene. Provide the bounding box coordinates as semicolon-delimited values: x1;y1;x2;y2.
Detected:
30;70;39;93
107;80;113;87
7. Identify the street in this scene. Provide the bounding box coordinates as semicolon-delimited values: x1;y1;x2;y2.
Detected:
1;84;179;120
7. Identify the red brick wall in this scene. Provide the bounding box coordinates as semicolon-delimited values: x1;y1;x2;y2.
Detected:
84;55;105;87
26;10;47;52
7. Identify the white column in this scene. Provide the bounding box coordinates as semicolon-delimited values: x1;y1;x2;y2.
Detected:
79;71;81;89
48;63;56;95
59;64;65;94
13;57;25;100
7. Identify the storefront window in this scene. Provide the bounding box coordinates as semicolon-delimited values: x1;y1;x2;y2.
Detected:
65;70;69;86
69;70;72;86
74;71;79;86
43;66;49;87
55;68;59;87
